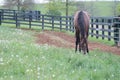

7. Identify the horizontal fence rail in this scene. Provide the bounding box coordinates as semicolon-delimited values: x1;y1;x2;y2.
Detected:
0;9;120;45
90;17;114;41
90;17;120;44
0;9;74;32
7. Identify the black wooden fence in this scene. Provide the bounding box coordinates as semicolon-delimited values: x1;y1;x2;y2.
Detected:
0;9;74;31
0;9;120;45
90;17;120;45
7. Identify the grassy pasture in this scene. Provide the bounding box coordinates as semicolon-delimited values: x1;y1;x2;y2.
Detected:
0;26;120;80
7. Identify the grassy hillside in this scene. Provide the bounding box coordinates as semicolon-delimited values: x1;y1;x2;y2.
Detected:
88;1;114;16
0;26;120;80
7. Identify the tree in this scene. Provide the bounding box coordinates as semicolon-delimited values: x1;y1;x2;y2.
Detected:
114;0;117;16
46;0;63;16
3;0;35;11
66;0;77;16
45;0;76;16
66;0;68;16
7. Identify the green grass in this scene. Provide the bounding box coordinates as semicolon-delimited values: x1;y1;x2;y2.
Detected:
0;26;120;80
90;1;114;16
1;23;115;46
88;36;115;46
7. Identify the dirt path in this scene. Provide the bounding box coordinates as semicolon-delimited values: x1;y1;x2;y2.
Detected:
35;31;120;55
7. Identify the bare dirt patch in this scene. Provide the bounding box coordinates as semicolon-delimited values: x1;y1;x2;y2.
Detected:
35;31;120;55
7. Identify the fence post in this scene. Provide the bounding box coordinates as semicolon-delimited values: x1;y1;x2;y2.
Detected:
96;18;99;39
52;16;54;30
15;13;20;28
0;12;2;25
42;15;44;30
36;11;41;20
13;10;16;20
69;17;71;31
38;11;41;20
102;18;104;40
113;17;120;45
1;9;4;20
72;17;74;32
108;19;112;41
91;18;94;37
60;16;62;31
15;13;18;28
29;11;32;29
22;10;25;20
66;16;68;31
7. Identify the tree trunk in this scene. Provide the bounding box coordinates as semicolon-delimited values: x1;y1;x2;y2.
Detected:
66;0;68;16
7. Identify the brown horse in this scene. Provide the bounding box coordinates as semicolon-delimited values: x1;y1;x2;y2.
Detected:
74;11;89;54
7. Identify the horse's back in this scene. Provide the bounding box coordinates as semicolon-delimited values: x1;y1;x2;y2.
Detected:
82;11;90;27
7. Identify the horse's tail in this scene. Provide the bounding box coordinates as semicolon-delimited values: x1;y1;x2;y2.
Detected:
78;11;85;38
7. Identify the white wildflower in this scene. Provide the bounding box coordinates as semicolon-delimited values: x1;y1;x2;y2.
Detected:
16;55;19;58
0;58;4;65
19;58;23;63
10;76;13;79
111;74;114;77
26;69;30;72
0;63;4;65
49;67;53;70
42;56;45;59
37;67;40;71
52;74;55;78
0;77;3;80
11;54;14;57
0;58;3;62
37;75;40;79
94;69;96;72
30;69;33;72
25;56;28;58
72;70;75;73
37;72;40;75
0;40;9;43
94;55;96;57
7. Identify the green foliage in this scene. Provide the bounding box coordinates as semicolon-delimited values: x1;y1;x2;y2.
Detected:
116;3;120;16
45;0;62;16
3;0;35;10
47;10;61;16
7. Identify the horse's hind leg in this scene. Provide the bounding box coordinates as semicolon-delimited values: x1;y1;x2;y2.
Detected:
75;38;79;52
75;40;78;52
86;43;89;53
85;39;89;53
79;38;81;52
75;31;80;52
